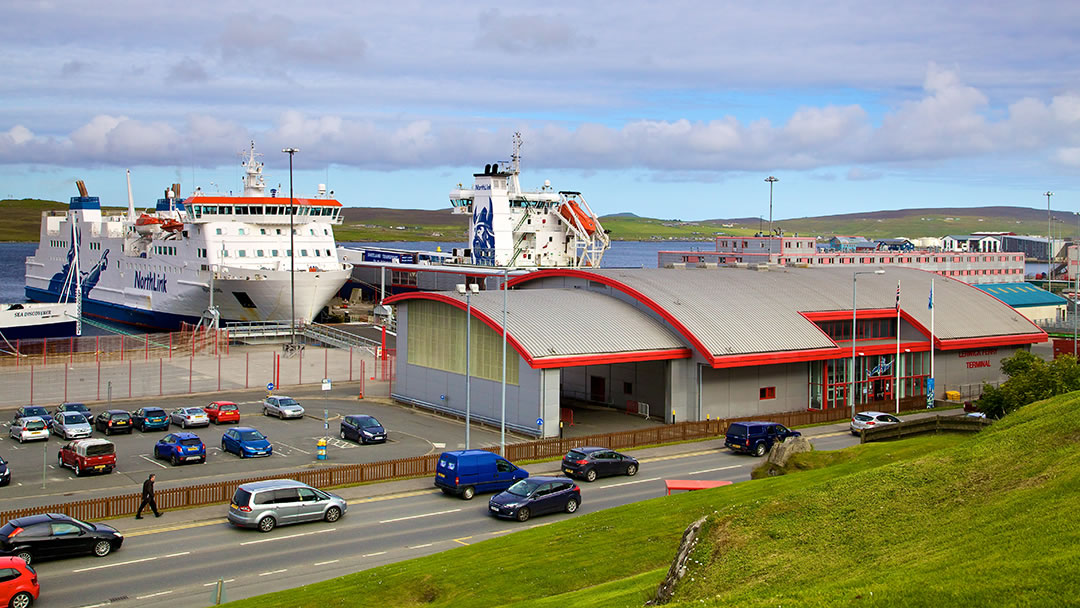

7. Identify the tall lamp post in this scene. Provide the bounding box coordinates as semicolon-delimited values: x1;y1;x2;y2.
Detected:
765;176;779;247
283;147;299;346
457;282;479;448
851;269;885;418
500;267;508;455
1046;190;1054;286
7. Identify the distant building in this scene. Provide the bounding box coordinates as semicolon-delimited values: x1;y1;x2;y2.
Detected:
942;234;1002;253
827;236;878;252
876;238;915;252
973;283;1067;324
910;237;943;250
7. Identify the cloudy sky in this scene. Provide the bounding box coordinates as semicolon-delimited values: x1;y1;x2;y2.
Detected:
2;1;1079;220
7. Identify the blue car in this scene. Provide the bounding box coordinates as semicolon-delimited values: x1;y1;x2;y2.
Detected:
724;421;801;457
154;432;206;465
12;406;53;429
221;427;272;458
489;476;581;522
132;407;170;432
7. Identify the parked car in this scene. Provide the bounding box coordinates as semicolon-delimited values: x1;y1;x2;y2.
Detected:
57;439;116;476
55;402;92;421
9;418;48;444
228;479;347;533
51;412;92;440
489;476;581;522
204;401;240;425
339;414;386;444
850;411;903;435
11;407;52;429
0;457;9;487
724;421;801;457
0;555;38;608
434;450;528;500
262;396;305;419
94;410;132;436
131;407;170;432
154;432;206;465
221;427;272;458
0;512;123;565
169;407;209;429
561;447;639;482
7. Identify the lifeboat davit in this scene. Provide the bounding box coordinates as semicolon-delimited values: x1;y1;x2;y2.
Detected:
559;200;596;235
135;214;163;235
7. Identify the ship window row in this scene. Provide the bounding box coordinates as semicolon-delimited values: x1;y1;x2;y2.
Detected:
190;205;340;220
89;242;101;250
214;249;334;259
49;240;68;248
153;246;177;256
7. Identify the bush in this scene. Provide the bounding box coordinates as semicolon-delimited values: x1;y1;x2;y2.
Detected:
978;351;1080;418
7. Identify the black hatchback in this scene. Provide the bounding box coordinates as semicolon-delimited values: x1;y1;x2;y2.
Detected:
489;476;581;522
94;410;133;435
339;415;386;444
561;447;639;482
0;513;123;565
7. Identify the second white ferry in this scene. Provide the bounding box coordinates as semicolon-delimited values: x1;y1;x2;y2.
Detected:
24;143;352;330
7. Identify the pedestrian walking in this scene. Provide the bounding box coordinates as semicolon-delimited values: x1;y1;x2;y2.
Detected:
136;473;162;519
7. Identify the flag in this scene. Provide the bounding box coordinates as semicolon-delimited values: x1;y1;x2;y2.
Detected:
896;281;901;311
928;283;934;310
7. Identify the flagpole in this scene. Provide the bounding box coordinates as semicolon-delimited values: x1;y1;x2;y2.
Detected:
896;279;901;414
929;278;935;408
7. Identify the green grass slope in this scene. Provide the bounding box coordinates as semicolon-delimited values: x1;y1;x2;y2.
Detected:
225;394;1080;607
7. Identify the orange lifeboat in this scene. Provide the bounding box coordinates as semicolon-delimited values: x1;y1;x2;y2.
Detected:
559;200;596;235
161;219;184;232
135;214;163;235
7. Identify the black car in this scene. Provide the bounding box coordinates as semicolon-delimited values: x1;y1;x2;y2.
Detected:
339;415;387;444
561;447;639;482
724;421;801;457
94;410;133;435
0;513;123;565
55;402;93;421
0;456;9;487
489;476;581;522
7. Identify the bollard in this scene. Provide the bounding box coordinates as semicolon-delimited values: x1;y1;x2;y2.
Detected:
316;437;327;460
212;577;226;605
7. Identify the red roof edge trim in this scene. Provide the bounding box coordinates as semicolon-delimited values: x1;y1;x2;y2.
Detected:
531;348;692;369
937;333;1048;350
505;269;716;365
801;308;900;322
710;341;929;369
383;292;535;366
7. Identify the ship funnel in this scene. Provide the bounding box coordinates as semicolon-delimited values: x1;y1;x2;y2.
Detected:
75;180;89;198
484;164;491;174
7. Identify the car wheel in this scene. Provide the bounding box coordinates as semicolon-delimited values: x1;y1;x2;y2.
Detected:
585;468;598;482
171;455;180;466
258;516;276;533
324;506;342;522
105;428;111;436
753;442;767;457
93;540;112;557
57;454;64;467
74;463;82;477
516;507;531;522
14;551;32;565
461;486;476;500
9;590;33;608
565;498;579;513
278;411;284;420
17;435;23;444
626;463;638;477
221;440;228;453
339;430;346;440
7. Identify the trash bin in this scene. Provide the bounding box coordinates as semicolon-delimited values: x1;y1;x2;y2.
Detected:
316;437;327;460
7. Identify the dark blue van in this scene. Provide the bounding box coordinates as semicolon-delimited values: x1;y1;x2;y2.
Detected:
434;450;528;500
724;422;801;457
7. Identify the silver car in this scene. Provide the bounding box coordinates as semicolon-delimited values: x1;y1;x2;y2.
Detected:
9;417;49;443
262;396;305;419
850;411;902;435
228;479;346;532
52;412;93;439
170;407;210;428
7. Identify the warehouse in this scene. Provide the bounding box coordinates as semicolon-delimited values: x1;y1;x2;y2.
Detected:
385;266;1046;437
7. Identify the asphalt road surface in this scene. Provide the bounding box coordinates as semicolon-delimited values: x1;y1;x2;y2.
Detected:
29;431;857;608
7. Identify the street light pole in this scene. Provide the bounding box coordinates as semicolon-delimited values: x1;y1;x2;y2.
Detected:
765;176;779;254
457;282;478;448
500;267;508;456
851;269;885;419
1046;190;1054;286
283;148;300;346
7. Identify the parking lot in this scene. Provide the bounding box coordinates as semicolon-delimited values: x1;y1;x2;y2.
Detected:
0;384;519;511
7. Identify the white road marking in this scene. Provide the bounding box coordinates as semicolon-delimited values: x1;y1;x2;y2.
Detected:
362;551;387;557
139;454;168;469
408;543;433;549
598;476;662;489
203;579;236;587
136;590;173;600
379;508;461;524
240;527;337;546
72;551;190;573
75;603;109;608
259;569;288;576
277;441;311;454
431;442;446;448
687;464;742;475
313;559;339;566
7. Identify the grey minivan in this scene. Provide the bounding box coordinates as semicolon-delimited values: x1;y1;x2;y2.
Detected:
228;479;347;532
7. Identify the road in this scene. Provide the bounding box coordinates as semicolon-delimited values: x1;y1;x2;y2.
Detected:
31;431;857;608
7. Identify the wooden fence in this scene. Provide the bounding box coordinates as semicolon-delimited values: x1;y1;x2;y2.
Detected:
861;415;991;443
0;401;899;523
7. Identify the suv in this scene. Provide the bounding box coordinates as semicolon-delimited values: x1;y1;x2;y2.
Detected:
262;396;305;419
725;422;801;457
228;479;347;533
58;439;116;476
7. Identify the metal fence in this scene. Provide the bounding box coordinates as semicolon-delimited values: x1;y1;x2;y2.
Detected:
0;325;228;368
0;400;895;523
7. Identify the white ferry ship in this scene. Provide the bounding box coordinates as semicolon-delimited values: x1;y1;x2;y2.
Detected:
24;144;352;330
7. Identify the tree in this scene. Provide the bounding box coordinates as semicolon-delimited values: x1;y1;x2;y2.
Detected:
978;352;1080;418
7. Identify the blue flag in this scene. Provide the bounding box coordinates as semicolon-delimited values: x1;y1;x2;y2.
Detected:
928;283;934;310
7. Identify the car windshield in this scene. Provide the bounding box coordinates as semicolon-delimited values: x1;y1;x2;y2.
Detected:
63;414;87;424
359;417;381;428
239;430;265;441
25;420;45;430
180;438;202;446
65;404;88;412
506;479;543;497
69;517;92;530
25;407;48;416
279;398;299;407
85;443;114;456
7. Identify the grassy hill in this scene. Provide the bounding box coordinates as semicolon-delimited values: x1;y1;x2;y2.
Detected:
225;394;1080;607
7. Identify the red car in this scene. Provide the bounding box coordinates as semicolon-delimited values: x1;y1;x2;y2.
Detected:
0;556;38;608
205;401;240;425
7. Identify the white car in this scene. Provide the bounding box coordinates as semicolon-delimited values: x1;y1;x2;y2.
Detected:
850;411;902;435
10;416;50;443
52;412;93;439
262;396;305;419
170;407;210;428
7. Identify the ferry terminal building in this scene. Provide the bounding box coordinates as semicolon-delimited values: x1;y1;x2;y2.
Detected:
385;267;1045;437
